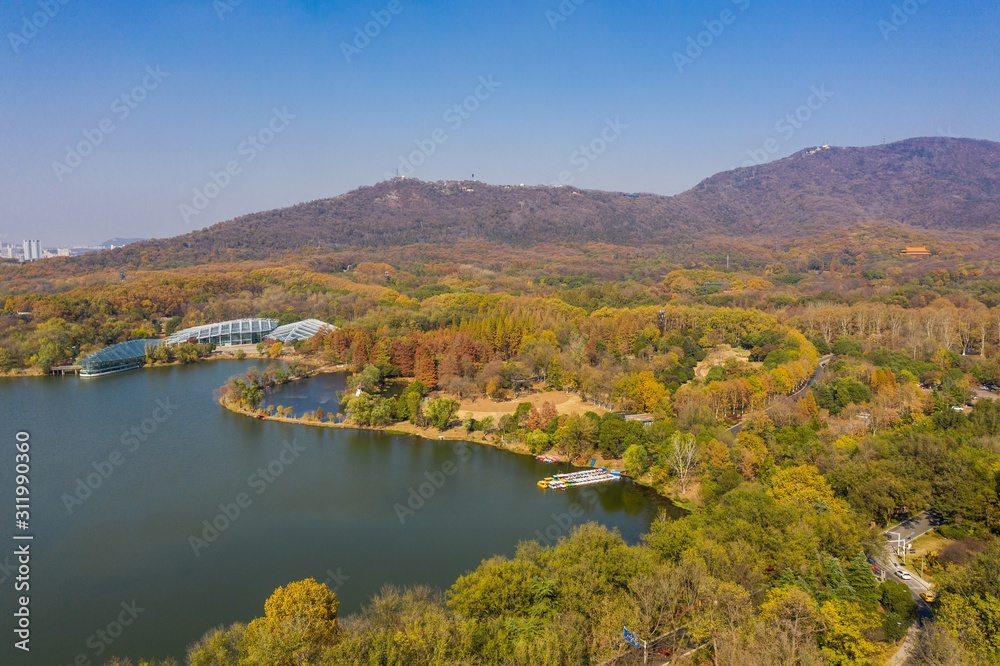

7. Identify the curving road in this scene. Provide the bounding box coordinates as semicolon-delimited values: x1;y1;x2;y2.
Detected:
791;353;836;400
728;354;835;436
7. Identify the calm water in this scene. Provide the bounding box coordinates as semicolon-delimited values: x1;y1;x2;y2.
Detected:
262;370;348;420
0;361;677;664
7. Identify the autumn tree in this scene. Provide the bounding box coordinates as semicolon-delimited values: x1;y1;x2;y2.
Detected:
737;431;769;481
817;599;880;665
553;414;598;458
187;623;245;666
241;578;338;666
414;346;438;389
759;586;822;665
936;541;1000;662
539;401;559;430
870;367;898;396
704;438;733;473
799;391;819;417
613;370;668;413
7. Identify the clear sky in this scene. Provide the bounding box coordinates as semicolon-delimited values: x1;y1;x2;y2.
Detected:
1;0;998;246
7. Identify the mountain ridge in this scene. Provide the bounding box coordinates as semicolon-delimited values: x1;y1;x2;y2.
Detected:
84;137;1000;266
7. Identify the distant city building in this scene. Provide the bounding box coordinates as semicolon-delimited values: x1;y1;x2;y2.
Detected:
22;239;41;261
67;246;102;256
57;248;72;257
900;246;931;257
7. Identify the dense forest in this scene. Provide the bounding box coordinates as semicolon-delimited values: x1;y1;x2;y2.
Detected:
3;144;1000;663
4;231;997;664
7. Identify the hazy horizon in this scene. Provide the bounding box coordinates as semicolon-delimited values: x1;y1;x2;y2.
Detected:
2;0;998;246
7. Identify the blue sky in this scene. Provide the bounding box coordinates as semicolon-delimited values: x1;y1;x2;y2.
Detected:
1;0;997;245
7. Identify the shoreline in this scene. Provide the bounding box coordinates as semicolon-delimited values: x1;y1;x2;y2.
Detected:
6;353;677;503
221;368;683;503
0;348;283;379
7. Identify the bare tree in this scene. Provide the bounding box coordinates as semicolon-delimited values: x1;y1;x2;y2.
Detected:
668;432;698;494
905;625;974;666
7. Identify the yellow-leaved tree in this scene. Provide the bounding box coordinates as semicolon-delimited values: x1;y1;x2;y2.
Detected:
241;578;339;665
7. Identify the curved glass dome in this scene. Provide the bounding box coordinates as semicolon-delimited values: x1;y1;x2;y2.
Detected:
79;339;163;377
267;318;336;343
165;318;278;346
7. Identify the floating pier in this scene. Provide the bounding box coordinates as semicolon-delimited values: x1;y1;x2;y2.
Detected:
537;467;621;490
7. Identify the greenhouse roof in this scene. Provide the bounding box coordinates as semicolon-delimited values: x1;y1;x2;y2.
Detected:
268;318;336;343
166;318;278;345
79;339;162;367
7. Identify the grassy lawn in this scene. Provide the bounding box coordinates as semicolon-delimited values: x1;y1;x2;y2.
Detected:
902;531;954;584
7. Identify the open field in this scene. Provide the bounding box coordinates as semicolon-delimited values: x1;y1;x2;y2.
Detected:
694;344;758;379
457;391;608;420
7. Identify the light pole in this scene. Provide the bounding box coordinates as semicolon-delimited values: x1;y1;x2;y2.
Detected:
887;531;903;558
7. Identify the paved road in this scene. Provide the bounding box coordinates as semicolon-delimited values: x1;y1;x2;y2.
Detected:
728;354;835;436
885;511;941;544
881;510;943;619
791;353;836;400
975;387;999;401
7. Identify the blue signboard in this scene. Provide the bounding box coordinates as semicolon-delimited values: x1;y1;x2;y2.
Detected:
623;626;643;649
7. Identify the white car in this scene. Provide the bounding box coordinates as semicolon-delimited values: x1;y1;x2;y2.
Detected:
896;569;912;580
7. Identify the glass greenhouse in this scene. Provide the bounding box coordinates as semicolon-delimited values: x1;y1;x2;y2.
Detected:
267;318;336;344
166;318;278;346
79;339;163;377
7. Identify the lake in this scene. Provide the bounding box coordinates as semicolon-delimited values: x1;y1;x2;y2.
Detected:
0;360;678;664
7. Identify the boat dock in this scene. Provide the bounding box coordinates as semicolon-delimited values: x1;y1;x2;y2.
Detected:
537;467;621;490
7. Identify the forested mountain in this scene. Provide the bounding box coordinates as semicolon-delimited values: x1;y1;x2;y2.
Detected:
679;137;1000;235
5;138;1000;666
80;137;999;266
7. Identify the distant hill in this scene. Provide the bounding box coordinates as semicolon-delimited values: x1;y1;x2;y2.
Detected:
676;137;1000;235
84;137;1000;265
